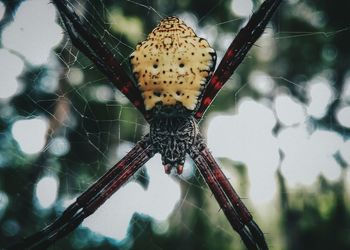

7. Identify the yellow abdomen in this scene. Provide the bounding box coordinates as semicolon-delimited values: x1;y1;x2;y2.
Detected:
130;17;216;111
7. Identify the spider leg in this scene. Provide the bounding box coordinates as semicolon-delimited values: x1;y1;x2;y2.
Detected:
195;0;282;120
199;147;268;249
52;0;149;119
193;155;258;249
189;137;268;250
8;136;154;250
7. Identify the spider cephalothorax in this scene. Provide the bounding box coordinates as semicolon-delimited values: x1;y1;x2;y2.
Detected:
150;115;198;174
10;1;282;249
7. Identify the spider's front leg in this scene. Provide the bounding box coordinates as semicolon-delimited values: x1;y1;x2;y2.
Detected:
8;136;154;250
189;134;268;250
52;0;149;118
195;0;282;120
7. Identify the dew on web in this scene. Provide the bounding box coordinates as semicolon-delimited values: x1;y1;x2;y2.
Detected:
1;0;350;249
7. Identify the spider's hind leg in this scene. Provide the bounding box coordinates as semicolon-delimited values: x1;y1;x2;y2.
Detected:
189;135;268;250
247;220;269;249
8;136;154;250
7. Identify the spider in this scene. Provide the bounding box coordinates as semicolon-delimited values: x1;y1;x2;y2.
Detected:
9;0;282;249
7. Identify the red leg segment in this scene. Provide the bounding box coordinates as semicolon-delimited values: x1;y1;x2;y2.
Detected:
8;137;154;250
52;0;149;119
195;0;282;120
189;136;268;250
199;147;268;249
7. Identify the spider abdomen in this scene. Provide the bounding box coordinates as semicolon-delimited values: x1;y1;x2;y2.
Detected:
130;17;216;112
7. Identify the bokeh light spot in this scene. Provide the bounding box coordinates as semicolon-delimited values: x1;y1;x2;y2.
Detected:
49;137;70;156
336;106;350;128
0;1;5;21
279;127;343;186
0;49;24;100
1;0;63;65
11;117;48;154
68;67;84;86
231;0;253;17
35;176;59;209
0;191;9;219
2;220;20;237
249;70;275;95
306;76;334;119
274;93;306;126
93;85;114;103
340;140;350;165
342;75;350;101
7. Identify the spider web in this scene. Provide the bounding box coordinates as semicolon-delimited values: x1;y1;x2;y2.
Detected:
1;0;350;249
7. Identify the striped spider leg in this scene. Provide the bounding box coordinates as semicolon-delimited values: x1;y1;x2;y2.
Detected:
195;0;282;120
189;135;269;249
52;0;149;119
9;137;154;250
